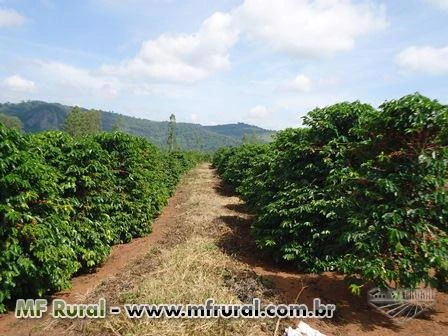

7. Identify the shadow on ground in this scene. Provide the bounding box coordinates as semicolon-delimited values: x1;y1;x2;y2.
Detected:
214;181;409;334
213;180;237;197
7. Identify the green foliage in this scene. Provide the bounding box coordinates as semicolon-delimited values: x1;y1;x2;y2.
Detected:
220;143;270;188
213;147;236;176
0;101;274;151
63;107;102;137
0;113;23;131
0;127;205;312
214;93;448;290
30;132;115;269
0;126;77;312
94;132;170;242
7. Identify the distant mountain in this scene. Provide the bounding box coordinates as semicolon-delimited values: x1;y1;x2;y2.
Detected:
0;101;274;152
204;123;271;139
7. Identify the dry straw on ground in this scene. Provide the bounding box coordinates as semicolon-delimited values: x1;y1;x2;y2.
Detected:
64;165;277;336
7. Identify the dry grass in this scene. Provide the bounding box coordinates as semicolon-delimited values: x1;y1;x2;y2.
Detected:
77;165;276;336
88;237;271;336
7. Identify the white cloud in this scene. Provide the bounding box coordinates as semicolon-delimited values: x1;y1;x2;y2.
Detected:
232;0;387;57
30;61;179;100
277;73;343;93
37;61;121;97
396;46;448;75
130;83;164;96
424;0;448;10
101;12;239;82
246;105;271;119
95;0;387;85
283;74;313;92
0;7;26;27
190;113;198;121
5;0;389;113
3;75;36;92
99;83;118;98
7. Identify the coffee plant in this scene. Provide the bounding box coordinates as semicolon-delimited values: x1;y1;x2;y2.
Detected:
0;126;205;312
0;127;77;312
214;93;448;291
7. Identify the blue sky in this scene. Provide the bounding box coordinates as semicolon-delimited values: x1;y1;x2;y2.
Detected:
0;0;447;130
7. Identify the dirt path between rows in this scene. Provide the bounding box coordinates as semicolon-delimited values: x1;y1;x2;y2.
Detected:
1;164;447;336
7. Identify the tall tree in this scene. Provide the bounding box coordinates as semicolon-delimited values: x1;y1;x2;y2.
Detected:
0;113;23;131
167;113;178;152
89;109;102;133
64;107;102;137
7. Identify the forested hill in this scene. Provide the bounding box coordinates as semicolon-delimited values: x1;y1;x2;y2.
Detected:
203;123;272;141
0;101;274;151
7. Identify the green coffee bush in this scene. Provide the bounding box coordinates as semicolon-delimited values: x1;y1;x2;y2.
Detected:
0;126;204;312
0;126;78;312
214;93;448;290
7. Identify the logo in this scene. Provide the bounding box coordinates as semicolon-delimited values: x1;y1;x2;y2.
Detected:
368;287;436;324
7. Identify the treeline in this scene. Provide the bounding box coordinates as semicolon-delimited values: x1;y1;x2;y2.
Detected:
0;101;275;152
0;125;206;312
214;93;448;292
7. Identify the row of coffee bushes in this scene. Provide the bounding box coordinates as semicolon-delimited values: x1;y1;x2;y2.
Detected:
0;127;205;311
214;93;448;291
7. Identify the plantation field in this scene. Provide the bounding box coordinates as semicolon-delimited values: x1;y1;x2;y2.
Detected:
1;93;448;336
1;164;447;336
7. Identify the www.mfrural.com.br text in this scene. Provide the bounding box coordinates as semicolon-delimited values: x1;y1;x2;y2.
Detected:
15;298;336;319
